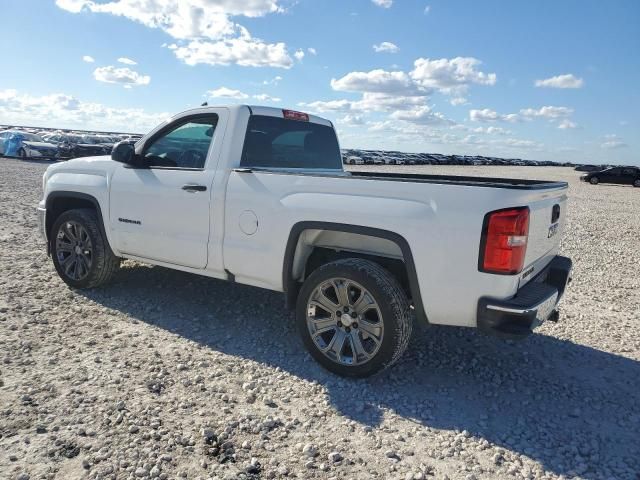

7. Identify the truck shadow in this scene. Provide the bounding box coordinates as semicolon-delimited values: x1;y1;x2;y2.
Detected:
79;263;640;479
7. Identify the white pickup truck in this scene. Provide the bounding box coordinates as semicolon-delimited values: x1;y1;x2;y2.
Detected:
37;105;572;377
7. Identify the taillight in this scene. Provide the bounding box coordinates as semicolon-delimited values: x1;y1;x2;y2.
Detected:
479;207;530;274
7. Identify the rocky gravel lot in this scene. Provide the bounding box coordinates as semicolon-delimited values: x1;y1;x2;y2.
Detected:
1;159;639;480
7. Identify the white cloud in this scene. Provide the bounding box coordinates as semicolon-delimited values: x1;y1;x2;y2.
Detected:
424;5;431;14
298;99;353;112
253;93;281;102
56;0;88;13
0;88;168;132
93;66;150;86
82;55;95;63
558;119;578;129
294;49;305;61
205;88;281;102
206;87;249;99
469;108;508;122
601;134;627;149
307;47;317;55
56;0;293;69
450;97;467;106
263;75;283;85
502;138;542;150
171;37;292;68
520;105;573;119
338;114;365;126
356;92;429;112
486;126;510;135
471;105;573;123
56;0;281;39
410;57;496;94
331;69;422;96
535;74;584;89
390;106;452;126
373;42;399;53
117;57;137;65
372;0;392;8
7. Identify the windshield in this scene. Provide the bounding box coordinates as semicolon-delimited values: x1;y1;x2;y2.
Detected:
240;115;342;170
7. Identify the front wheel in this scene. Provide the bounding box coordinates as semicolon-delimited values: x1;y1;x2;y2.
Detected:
296;258;412;377
633;179;640;188
590;176;599;185
51;208;120;289
17;148;27;159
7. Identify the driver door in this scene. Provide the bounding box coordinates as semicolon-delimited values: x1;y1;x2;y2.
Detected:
109;112;221;269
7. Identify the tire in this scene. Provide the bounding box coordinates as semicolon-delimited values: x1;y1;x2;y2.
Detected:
51;208;120;289
296;258;412;377
17;148;27;160
590;176;599;185
633;179;640;188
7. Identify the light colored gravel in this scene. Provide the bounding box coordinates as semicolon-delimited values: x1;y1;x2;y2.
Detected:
1;159;639;480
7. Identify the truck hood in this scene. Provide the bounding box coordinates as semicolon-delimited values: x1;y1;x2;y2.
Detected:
45;155;117;178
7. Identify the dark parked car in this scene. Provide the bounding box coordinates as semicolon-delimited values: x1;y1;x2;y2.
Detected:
45;133;111;159
574;164;605;172
581;166;640;187
82;134;115;151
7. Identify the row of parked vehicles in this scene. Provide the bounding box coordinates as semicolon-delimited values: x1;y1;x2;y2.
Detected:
0;127;141;160
342;150;574;167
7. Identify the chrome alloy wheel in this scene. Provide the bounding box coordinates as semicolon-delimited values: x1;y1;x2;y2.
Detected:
306;278;384;366
55;221;93;281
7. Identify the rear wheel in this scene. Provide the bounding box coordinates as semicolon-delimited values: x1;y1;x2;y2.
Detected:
51;209;120;289
296;258;412;377
590;176;599;185
633;179;640;188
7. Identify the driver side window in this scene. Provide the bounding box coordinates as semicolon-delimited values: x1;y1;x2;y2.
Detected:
143;115;217;169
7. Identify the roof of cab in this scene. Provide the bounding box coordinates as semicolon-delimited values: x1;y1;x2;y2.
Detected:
197;104;334;128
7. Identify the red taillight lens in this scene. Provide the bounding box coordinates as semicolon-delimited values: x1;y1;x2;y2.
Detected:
480;207;530;274
282;109;309;121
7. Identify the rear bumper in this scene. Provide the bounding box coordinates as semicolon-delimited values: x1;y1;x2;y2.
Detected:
477;255;572;339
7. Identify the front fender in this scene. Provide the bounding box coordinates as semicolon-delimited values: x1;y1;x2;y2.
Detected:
43;169;117;255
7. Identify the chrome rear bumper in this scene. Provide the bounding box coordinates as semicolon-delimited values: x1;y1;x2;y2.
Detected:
477;256;572;339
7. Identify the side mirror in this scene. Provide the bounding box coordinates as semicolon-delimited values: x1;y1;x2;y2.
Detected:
111;141;140;166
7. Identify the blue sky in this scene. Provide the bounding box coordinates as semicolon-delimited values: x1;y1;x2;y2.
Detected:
1;0;638;164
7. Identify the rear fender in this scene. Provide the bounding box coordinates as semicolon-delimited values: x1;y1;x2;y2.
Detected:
282;221;427;323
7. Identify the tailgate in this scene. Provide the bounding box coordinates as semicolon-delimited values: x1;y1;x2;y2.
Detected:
521;187;568;283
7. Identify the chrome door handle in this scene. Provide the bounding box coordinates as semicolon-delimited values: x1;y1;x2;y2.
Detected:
182;184;207;192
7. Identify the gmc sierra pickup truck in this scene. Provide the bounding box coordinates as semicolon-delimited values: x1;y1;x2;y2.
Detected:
37;105;572;377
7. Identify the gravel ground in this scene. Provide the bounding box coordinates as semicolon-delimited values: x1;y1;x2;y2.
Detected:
1;158;639;480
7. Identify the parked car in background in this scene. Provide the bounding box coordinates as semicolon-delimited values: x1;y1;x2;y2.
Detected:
0;130;58;159
581;166;640;187
45;133;110;159
574;164;605;172
81;134;115;153
345;155;364;165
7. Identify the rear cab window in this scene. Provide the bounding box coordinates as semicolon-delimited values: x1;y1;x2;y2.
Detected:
241;114;342;170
